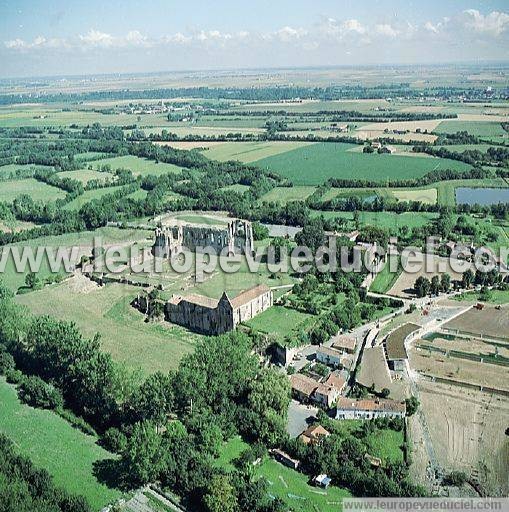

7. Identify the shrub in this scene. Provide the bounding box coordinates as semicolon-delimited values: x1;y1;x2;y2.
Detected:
5;368;23;384
17;375;64;410
101;427;128;453
0;351;15;375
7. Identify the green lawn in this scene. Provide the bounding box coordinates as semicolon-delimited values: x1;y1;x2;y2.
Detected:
245;305;314;341
452;289;509;304
216;436;351;512
370;257;402;294
0;378;122;510
0;226;152;292
365;429;405;463
0;178;66;203
253;142;471;185
93;155;184;177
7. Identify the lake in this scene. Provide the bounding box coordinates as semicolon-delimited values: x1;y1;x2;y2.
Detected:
455;187;509;206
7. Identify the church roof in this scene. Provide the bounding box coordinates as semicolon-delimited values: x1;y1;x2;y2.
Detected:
230;284;271;308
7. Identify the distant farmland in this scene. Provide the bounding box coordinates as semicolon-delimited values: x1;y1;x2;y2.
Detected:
253;142;471;185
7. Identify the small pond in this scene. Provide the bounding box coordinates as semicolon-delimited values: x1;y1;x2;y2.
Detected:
455;187;509;206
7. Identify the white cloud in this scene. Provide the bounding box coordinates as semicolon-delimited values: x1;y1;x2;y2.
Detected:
375;24;398;38
340;19;366;35
275;26;307;42
424;21;440;34
79;29;115;47
462;9;509;37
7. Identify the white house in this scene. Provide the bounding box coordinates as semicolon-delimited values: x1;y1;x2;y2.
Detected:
335;398;406;420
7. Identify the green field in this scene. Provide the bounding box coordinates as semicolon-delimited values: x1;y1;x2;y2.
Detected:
245;305;314;340
311;210;438;230
259;186;317;204
62;186;124;210
253;143;471;185
0;378;121;510
92;155;184;176
0;178;66;203
203;141;314;163
216;436;351;512
434;120;508;138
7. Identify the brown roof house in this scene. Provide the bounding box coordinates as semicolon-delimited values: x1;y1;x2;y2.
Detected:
290;374;318;403
299;425;331;446
167;284;272;335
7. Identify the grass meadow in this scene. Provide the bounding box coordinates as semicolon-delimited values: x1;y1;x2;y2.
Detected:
16;281;200;375
0;377;121;510
0;178;66;203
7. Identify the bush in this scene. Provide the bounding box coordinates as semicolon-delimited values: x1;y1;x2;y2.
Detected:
57;408;96;436
17;375;64;410
0;351;15;375
101;427;128;453
5;368;23;384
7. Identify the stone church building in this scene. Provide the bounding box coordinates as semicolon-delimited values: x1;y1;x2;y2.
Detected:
167;284;273;335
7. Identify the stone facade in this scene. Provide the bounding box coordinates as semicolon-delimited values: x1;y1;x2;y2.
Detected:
167;284;272;335
153;219;254;258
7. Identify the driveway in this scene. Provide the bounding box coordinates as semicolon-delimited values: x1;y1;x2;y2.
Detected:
286;399;319;438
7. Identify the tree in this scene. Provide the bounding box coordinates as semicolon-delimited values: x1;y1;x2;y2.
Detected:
440;273;451;293
462;269;474;289
203;474;238;512
414;276;431;298
430;275;440;296
405;396;419;416
120;421;164;486
443;471;467;487
380;388;391;398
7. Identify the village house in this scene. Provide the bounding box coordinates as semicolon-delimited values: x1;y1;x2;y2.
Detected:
331;335;357;354
299;425;331;446
316;346;344;368
335;398;406;420
290;373;318;403
324;370;347;393
313;383;341;408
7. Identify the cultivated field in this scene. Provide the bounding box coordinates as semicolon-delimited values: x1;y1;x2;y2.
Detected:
57;169;115;184
442;305;509;341
202;140;313;163
253;143;470;185
415;379;509;496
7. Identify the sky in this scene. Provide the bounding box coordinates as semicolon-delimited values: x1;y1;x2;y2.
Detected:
0;0;508;78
